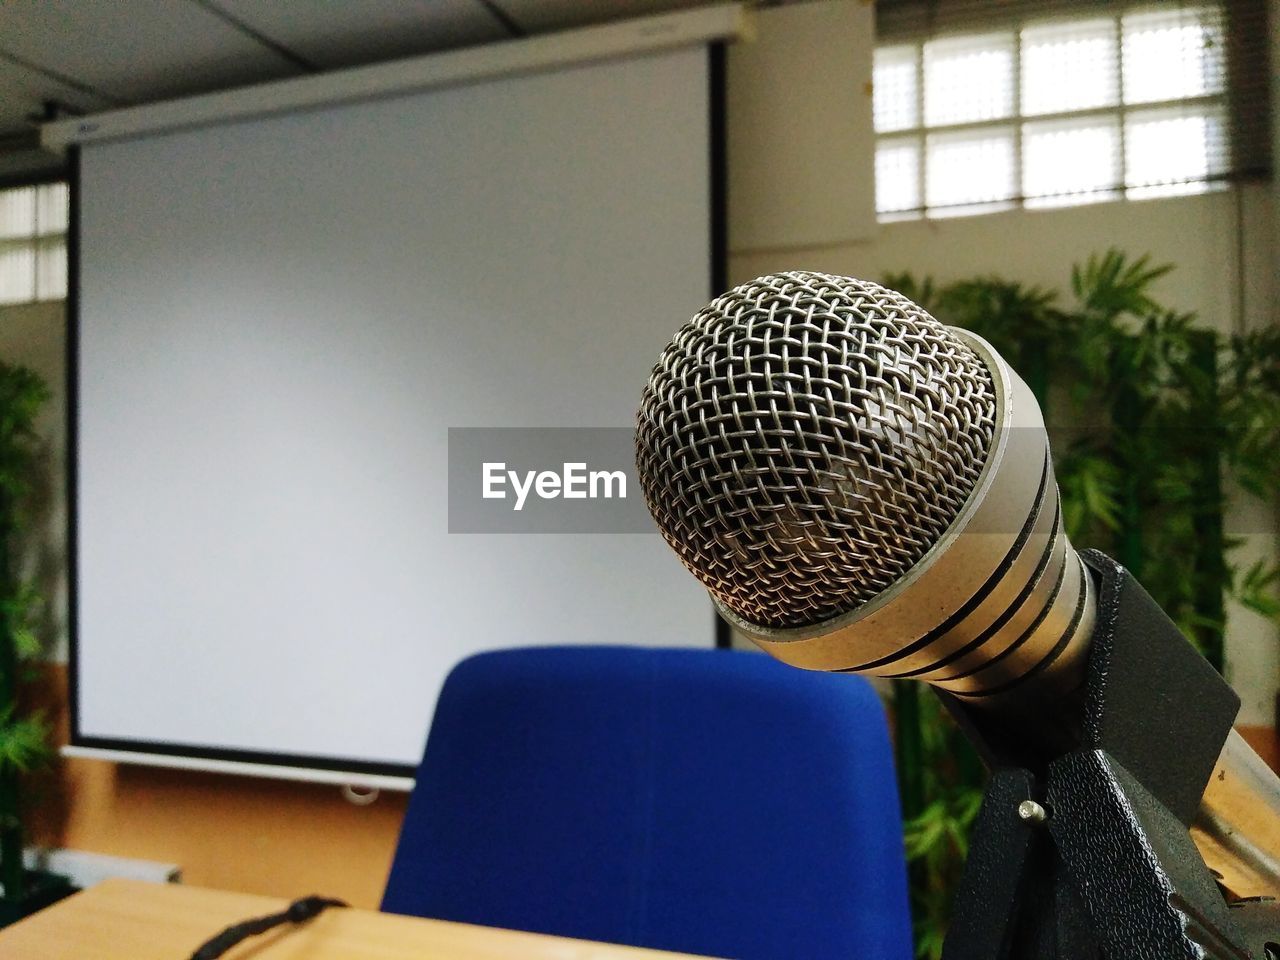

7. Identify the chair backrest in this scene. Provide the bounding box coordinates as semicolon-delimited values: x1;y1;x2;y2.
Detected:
382;646;912;960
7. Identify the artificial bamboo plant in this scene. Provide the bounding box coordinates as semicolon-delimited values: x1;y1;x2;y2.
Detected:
0;360;54;912
883;250;1280;958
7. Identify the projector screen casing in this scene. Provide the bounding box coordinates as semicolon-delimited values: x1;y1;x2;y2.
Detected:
66;43;727;780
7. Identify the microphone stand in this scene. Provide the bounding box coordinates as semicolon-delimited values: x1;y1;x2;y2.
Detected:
938;550;1280;959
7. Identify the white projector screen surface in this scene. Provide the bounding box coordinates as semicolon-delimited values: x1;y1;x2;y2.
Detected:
74;45;717;774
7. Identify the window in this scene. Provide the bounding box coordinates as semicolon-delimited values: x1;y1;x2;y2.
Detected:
873;4;1237;220
0;183;69;305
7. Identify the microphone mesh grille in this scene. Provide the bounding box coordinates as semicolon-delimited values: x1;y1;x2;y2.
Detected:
636;272;998;629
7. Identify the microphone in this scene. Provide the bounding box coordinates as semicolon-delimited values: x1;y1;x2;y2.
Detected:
635;271;1280;899
635;271;1092;717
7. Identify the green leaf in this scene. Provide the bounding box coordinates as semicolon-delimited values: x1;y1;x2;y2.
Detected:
0;710;51;773
886;247;1280;959
11;627;40;660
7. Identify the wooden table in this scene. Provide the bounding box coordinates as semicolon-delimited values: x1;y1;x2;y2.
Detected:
0;878;721;959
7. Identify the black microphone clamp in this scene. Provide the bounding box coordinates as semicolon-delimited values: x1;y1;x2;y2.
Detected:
940;550;1280;960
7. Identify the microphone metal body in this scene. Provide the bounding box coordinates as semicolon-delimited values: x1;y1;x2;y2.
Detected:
719;328;1094;715
636;272;1280;904
636;274;1093;717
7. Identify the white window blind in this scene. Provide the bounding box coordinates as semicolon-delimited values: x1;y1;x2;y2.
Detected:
0;183;69;305
873;1;1269;220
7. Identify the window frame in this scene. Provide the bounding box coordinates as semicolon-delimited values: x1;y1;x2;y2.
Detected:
0;176;71;306
873;4;1231;221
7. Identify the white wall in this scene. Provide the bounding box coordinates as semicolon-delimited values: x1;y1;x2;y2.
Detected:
732;188;1273;336
726;3;1280;725
727;0;876;250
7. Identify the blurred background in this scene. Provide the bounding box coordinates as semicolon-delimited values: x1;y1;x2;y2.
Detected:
0;1;1275;957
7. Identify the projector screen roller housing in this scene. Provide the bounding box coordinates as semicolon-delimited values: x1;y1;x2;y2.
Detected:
70;41;723;779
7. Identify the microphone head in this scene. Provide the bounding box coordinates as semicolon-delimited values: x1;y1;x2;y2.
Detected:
636;271;997;629
636;271;1094;710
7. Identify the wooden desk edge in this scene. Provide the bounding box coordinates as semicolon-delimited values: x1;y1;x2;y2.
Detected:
0;878;723;959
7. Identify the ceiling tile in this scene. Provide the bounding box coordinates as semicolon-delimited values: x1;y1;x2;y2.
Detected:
0;0;303;103
494;0;708;33
0;55;115;138
211;0;511;69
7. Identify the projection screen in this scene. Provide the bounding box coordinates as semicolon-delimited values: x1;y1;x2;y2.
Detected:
68;35;724;782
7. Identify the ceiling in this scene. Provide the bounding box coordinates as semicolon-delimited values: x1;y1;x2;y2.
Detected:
0;0;725;176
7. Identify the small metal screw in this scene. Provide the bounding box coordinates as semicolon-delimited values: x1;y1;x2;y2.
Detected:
1017;800;1048;825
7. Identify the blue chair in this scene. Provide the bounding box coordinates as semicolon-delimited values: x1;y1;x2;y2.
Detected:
382;646;912;960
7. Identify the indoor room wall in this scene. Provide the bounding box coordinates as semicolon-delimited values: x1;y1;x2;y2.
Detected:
726;0;1280;731
0;0;1274;907
729;187;1280;727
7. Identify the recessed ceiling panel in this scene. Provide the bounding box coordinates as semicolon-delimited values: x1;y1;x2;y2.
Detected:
0;0;301;103
494;0;707;33
212;0;511;68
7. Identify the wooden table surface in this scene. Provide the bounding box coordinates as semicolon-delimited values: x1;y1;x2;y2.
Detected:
0;878;721;959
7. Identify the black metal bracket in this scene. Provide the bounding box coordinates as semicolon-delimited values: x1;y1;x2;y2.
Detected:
939;550;1280;959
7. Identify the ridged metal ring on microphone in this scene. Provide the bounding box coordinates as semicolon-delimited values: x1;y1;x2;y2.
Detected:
636;272;1095;709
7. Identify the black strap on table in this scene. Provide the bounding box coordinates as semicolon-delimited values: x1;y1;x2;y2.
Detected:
188;894;348;960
